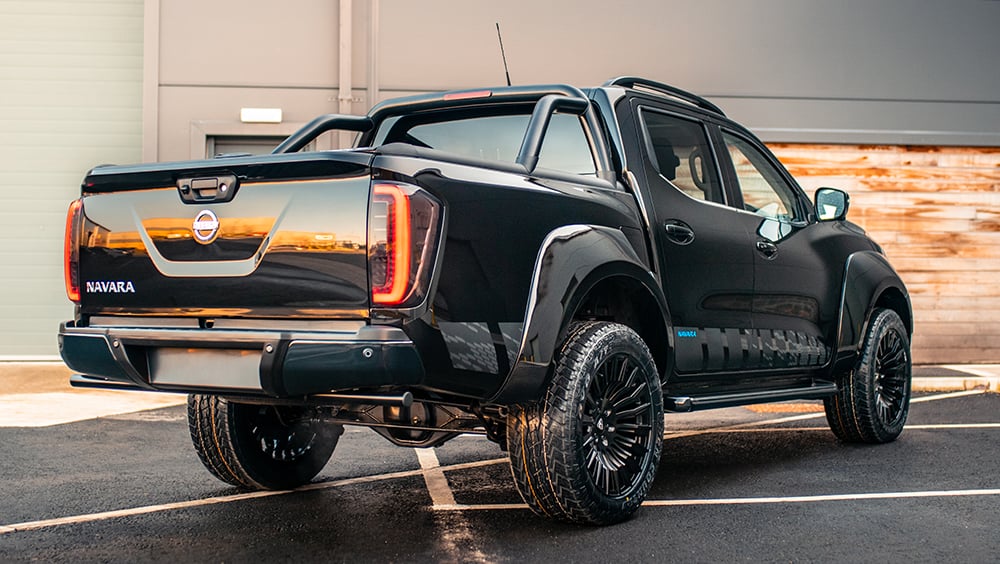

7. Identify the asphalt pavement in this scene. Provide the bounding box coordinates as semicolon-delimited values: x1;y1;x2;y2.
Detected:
0;362;998;562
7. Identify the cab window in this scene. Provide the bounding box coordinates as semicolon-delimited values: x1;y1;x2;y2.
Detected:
722;131;802;221
375;111;596;176
639;109;723;204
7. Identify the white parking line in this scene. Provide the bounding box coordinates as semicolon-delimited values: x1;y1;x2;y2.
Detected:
0;467;428;535
415;448;491;564
0;457;509;535
910;389;988;403
665;423;1000;436
642;489;1000;506
415;448;457;507
664;389;988;440
907;423;1000;430
437;489;1000;512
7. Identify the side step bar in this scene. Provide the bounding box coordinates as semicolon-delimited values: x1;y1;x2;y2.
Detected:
665;383;838;412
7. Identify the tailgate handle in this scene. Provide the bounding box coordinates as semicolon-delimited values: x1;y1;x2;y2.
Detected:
177;174;238;204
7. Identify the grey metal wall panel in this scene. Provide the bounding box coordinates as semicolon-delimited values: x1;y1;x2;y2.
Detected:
377;0;1000;146
0;0;143;358
158;0;373;89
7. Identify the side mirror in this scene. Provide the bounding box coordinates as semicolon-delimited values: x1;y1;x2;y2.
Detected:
815;187;849;221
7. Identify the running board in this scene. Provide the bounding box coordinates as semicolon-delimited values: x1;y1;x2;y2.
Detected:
665;383;838;412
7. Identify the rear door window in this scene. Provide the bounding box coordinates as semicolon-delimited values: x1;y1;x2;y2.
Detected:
639;109;724;204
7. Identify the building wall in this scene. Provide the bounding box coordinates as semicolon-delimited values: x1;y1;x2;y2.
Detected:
149;0;1000;161
772;144;1000;363
3;0;997;361
0;0;143;359
374;0;1000;147
144;0;999;364
149;0;375;162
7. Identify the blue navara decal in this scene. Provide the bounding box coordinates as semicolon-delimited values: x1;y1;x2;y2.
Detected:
677;330;697;338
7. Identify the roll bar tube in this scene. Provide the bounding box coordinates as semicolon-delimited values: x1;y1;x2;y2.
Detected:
273;85;613;178
516;95;590;173
272;114;374;154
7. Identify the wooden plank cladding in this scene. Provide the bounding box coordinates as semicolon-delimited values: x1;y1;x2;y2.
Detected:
767;144;1000;364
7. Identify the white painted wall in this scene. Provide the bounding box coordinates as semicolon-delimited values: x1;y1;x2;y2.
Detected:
0;0;143;358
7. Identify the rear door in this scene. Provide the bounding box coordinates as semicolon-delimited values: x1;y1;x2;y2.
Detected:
631;101;756;374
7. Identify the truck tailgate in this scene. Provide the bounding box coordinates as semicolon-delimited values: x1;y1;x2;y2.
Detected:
74;152;374;317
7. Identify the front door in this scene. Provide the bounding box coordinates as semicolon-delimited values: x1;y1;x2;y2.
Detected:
717;129;834;370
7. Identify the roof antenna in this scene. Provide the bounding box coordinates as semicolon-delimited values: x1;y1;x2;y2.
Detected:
496;22;512;86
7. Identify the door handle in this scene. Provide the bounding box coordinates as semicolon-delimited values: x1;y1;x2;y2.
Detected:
177;174;239;204
664;221;695;245
756;240;778;259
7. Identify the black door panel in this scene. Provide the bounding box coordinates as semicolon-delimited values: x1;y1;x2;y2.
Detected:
717;129;841;369
631;104;755;375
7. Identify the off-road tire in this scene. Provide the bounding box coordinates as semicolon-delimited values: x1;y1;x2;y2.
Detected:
507;321;663;525
824;308;911;443
187;394;343;490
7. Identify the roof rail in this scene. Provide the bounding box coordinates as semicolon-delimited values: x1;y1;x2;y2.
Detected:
603;76;726;117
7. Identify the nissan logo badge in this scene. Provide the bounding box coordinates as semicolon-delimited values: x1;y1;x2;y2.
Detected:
192;209;220;244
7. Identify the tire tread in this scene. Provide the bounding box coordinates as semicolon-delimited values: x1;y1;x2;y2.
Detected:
508;321;663;525
824;308;911;444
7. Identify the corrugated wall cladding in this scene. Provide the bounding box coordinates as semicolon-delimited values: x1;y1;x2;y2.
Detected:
769;144;1000;364
0;0;143;358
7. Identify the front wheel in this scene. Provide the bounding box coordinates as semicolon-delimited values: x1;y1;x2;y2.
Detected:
824;308;912;443
188;395;343;490
508;321;664;525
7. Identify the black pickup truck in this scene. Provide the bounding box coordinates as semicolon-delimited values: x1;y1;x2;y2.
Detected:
60;77;912;525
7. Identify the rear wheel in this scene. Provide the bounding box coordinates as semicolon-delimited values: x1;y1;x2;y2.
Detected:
508;321;663;525
824;308;911;443
188;394;343;490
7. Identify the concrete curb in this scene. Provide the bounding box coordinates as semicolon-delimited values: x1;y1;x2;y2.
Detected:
912;377;998;393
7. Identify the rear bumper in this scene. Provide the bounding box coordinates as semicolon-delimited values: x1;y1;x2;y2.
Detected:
58;320;424;397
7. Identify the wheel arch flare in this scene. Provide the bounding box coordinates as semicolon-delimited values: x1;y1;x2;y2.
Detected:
489;224;670;404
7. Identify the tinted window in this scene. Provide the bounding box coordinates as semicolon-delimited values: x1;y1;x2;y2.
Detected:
640;109;723;204
375;112;596;175
722;131;801;221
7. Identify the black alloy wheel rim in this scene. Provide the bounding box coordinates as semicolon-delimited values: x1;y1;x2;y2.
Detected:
873;328;908;426
247;406;318;462
581;352;655;498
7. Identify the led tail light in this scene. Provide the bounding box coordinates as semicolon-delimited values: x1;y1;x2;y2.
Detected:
369;182;440;307
64;199;83;303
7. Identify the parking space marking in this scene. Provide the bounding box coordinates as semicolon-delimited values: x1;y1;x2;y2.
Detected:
642;489;1000;507
908;423;1000;429
435;489;1000;512
415;448;457;507
0;458;506;536
415;448;491;564
664;423;1000;436
910;389;988;403
664;389;987;440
